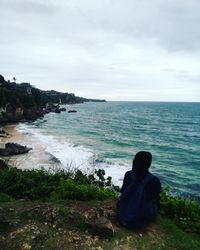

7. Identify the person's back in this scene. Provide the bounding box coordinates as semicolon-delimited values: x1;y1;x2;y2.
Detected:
117;151;161;228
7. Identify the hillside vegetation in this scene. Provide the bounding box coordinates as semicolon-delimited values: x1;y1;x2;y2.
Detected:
0;74;105;124
0;161;199;249
0;74;105;107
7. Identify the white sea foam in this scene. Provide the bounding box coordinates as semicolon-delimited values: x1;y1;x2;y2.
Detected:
15;123;128;186
17;123;95;171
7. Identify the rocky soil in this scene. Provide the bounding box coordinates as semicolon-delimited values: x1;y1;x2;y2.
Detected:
1;199;198;250
0;200;163;250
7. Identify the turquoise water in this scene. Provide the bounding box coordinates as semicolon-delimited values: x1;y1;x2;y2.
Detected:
19;102;200;200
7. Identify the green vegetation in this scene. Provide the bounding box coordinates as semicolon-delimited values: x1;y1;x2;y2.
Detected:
0;166;199;249
0;73;106;124
0;167;115;202
0;159;9;170
0;73;106;111
0;192;14;202
0;200;199;250
160;186;200;234
0;166;199;235
0;80;84;109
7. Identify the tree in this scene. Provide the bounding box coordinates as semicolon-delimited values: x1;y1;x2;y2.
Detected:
0;75;5;83
0;89;7;107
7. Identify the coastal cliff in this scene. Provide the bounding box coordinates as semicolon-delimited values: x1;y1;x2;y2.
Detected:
0;74;106;124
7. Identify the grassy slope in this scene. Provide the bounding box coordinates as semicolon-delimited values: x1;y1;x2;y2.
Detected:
0;200;199;250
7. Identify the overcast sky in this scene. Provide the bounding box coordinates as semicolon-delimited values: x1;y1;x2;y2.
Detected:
0;0;200;101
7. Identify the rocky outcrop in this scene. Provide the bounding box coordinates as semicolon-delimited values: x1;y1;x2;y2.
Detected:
0;143;32;156
80;205;116;237
0;105;24;123
87;217;115;237
59;107;66;112
0;103;67;125
0;129;8;138
0;73;106;125
45;104;67;114
23;107;44;121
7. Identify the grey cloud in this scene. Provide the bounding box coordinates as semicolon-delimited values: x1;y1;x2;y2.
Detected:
162;69;189;74
2;0;200;52
0;0;200;101
51;0;200;52
3;0;58;14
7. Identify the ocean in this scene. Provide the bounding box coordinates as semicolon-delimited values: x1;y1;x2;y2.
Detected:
14;102;200;200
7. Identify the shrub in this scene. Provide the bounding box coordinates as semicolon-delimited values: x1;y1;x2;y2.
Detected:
0;192;14;202
0;159;9;169
73;169;112;188
160;186;200;234
50;178;115;201
0;167;115;202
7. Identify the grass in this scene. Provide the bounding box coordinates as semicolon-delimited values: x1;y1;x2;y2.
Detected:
159;218;200;250
0;166;200;249
0;200;199;250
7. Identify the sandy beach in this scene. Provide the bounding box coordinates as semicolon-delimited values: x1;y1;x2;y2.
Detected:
0;124;23;147
0;124;62;171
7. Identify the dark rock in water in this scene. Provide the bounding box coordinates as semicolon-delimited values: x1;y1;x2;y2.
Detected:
68;110;77;113
59;107;66;111
54;109;61;113
0;143;32;156
45;103;66;113
0;129;8;138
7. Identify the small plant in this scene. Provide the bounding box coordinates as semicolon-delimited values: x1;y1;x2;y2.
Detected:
160;186;200;234
50;177;115;201
0;192;14;202
0;167;115;202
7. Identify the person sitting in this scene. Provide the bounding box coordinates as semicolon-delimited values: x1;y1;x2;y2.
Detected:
117;151;161;228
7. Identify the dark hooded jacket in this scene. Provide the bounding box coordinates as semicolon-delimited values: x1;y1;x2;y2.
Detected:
121;151;161;202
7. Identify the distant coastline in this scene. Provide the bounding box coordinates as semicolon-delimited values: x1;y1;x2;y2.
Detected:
0;73;106;126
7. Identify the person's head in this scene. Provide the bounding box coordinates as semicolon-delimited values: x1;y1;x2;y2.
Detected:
132;151;152;177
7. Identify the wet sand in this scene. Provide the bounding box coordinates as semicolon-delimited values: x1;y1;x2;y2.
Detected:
0;124;23;147
0;124;62;171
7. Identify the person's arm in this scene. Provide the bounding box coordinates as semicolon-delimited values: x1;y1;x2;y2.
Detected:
145;177;161;203
121;171;132;193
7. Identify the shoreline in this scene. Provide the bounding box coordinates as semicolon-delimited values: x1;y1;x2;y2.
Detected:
0;124;23;146
0;122;126;187
1;124;200;202
1;117;199;202
0;124;23;147
0;123;62;171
